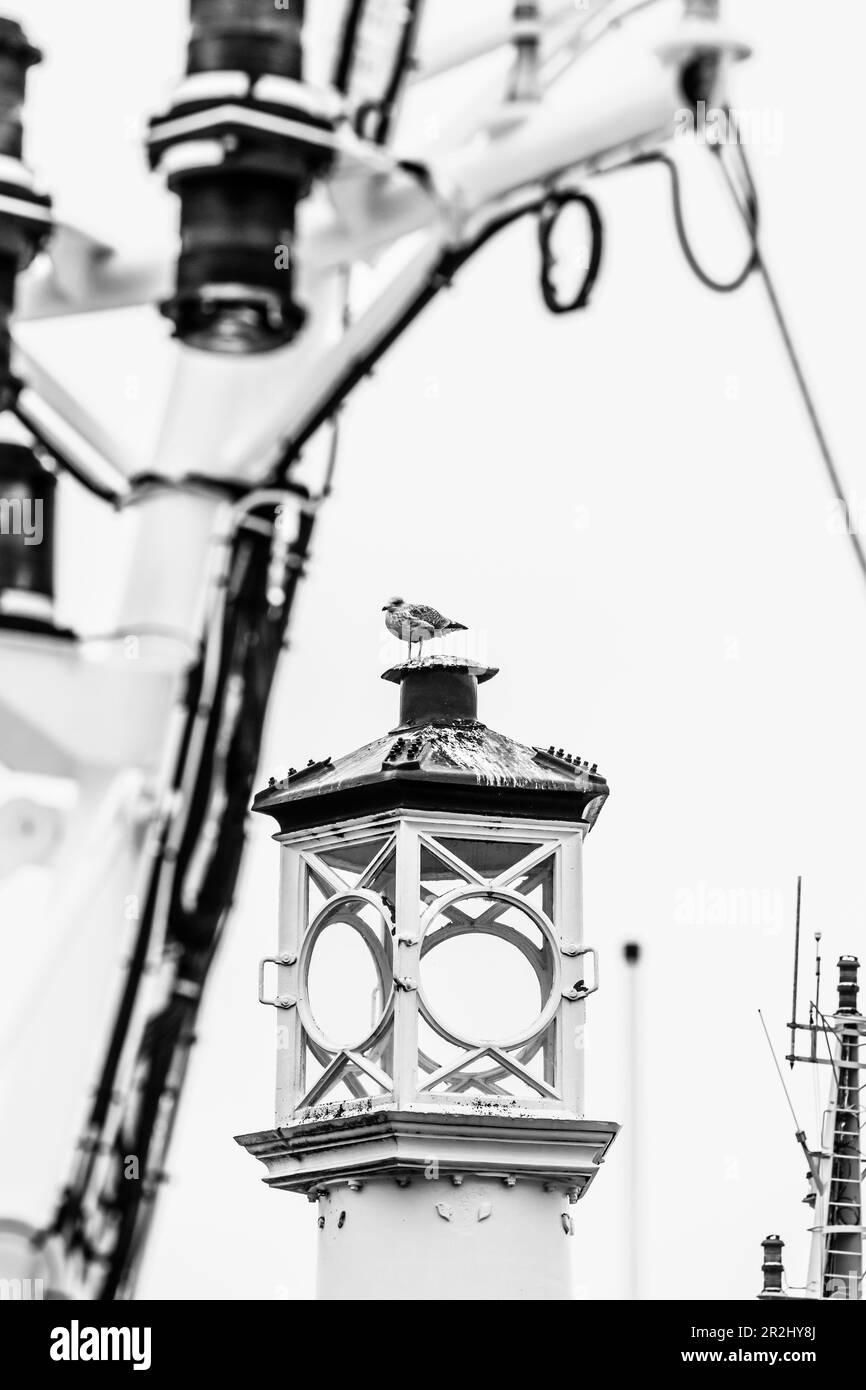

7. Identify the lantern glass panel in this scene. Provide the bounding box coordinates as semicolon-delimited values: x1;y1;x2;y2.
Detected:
421;903;544;1039
277;816;581;1117
420;843;468;901
317;836;391;886
306;864;335;920
366;848;396;910
417;1014;556;1100
420;893;556;1044
306;896;392;1050
511;855;555;916
434;837;540;879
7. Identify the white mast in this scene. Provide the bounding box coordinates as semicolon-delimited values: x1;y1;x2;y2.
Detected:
805;957;863;1300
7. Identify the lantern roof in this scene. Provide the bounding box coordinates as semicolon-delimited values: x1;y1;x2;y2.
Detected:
254;655;609;833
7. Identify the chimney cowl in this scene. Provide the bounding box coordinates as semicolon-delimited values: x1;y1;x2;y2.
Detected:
382;655;497;729
837;955;860;1015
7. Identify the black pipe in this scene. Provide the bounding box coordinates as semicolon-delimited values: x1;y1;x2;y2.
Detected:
150;0;335;354
0;20;51;401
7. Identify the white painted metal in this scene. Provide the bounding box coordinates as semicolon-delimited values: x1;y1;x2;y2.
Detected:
0;630;180;774
393;817;420;1109
410;0;585;85
314;1177;574;1301
275;841;306;1121
447;36;679;213
113;487;227;648
1;7;741;503
9;11;740;496
0;485;228;785
13;385;132;498
0;767;149;1236
557;830;586;1108
237;1107;617;1295
805;1007;865;1300
243;802;615;1298
13;341;144;482
14;247;173;324
266;809;593;1123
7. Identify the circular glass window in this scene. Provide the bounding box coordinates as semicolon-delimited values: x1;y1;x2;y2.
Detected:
419;892;556;1047
303;897;393;1052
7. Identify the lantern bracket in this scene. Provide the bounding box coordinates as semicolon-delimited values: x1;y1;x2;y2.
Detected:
258;955;298;1010
561;947;598;1002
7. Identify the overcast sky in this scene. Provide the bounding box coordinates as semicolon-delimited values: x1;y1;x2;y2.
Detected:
1;0;865;1301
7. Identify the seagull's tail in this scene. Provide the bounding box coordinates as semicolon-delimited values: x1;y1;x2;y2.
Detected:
447;622;468;633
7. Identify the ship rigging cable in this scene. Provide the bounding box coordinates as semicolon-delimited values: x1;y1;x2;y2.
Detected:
632;146;758;293
636;119;866;594
722;150;866;590
537;189;604;314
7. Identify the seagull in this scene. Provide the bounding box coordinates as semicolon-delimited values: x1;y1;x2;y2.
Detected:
382;598;468;661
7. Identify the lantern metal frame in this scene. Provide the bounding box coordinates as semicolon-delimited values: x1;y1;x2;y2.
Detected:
263;807;594;1126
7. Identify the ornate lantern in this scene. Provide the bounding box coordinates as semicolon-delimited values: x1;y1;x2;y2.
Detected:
238;655;619;1300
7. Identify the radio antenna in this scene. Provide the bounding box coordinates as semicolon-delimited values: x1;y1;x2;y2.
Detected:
813;932;823;1061
789;875;802;1068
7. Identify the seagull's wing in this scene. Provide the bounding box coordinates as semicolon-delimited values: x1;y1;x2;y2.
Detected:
405;603;448;627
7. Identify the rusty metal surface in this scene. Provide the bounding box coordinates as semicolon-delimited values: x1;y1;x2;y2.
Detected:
255;719;608;822
235;1107;620;1196
381;656;498;685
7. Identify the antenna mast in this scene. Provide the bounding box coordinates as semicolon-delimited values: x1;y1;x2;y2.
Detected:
789;875;802;1068
812;957;863;1299
761;888;864;1301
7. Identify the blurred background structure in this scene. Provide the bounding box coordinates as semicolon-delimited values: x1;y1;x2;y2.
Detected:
0;1;864;1299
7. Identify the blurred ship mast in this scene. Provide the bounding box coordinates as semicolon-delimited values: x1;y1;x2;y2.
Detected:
760;887;864;1300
